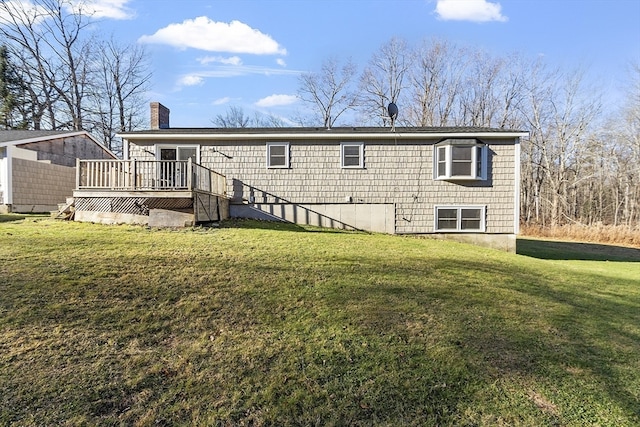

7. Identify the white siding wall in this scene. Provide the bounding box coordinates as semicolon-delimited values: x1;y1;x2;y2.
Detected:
0;147;6;206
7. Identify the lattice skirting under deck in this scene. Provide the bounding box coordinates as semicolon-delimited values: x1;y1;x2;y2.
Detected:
75;197;193;216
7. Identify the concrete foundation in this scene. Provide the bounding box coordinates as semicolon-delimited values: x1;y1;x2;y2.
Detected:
149;209;194;227
74;210;150;225
422;233;517;253
231;202;396;234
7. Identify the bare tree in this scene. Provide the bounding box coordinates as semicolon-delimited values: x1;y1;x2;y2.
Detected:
213;106;251;128
0;0;152;148
0;0;59;129
521;64;601;226
89;37;151;154
358;37;412;126
458;50;505;127
598;62;640;226
297;56;359;128
212;106;285;128
407;38;467;126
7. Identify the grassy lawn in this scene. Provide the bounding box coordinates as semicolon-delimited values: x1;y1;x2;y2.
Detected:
1;218;638;426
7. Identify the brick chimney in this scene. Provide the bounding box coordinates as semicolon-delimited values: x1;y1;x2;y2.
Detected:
150;102;170;129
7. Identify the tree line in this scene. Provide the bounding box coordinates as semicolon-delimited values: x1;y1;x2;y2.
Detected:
0;0;151;155
294;38;639;229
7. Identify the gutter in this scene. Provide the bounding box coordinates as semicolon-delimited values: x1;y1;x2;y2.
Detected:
117;131;530;141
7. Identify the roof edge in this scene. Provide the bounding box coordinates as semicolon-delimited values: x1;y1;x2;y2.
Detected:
118;130;529;141
0;130;118;158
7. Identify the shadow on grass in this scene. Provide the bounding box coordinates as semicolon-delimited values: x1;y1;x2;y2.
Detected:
0;214;32;223
0;213;51;223
318;254;640;423
517;238;640;262
218;218;366;234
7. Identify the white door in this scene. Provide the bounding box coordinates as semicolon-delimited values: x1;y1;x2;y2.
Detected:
158;146;198;188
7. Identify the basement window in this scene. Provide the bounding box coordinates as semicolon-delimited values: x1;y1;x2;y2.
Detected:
434;139;487;180
266;143;289;168
341;143;364;168
435;206;486;232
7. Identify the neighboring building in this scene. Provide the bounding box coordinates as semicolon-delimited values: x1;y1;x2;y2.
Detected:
0;130;116;213
72;103;527;251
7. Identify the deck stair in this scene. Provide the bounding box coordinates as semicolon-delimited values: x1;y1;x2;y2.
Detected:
52;197;75;220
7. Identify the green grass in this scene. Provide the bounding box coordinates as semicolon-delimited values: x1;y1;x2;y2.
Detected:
1;218;639;426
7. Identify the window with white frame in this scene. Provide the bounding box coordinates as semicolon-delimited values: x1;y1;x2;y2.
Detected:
434;139;487;180
435;206;486;232
266;143;290;168
341;143;364;168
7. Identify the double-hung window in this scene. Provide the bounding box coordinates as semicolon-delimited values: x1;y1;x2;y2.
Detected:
266;143;289;168
341;143;364;168
434;139;487;180
435;206;486;232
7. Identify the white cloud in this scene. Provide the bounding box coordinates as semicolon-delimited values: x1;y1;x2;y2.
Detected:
173;66;301;91
435;0;507;23
254;94;298;108
197;55;243;66
0;0;133;24
0;1;51;25
185;65;301;79
213;97;233;105
276;58;287;67
75;0;134;19
139;16;287;55
177;74;205;87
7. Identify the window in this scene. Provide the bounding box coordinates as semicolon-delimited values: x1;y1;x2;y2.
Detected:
434;139;487;180
435;206;486;232
267;143;289;168
341;143;364;168
157;145;199;162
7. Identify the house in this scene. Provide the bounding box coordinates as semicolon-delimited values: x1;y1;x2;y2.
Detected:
73;103;528;251
0;130;116;214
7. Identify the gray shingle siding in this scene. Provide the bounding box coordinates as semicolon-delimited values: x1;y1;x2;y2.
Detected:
129;137;518;234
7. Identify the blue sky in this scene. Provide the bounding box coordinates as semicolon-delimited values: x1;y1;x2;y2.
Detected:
89;0;640;127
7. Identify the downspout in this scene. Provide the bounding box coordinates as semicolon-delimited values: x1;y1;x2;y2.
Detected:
2;146;13;207
514;137;521;235
122;138;130;160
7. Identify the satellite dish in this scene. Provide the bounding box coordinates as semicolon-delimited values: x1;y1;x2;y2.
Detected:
387;102;398;131
387;102;398;120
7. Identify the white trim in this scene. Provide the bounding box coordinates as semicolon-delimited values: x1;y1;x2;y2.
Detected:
2;146;13;205
118;131;529;141
1;146;12;205
514;138;521;234
340;142;364;169
154;144;200;163
434;205;486;232
266;142;290;169
122;138;130;160
433;141;487;181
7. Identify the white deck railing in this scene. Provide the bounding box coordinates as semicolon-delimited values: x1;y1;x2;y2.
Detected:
76;158;226;195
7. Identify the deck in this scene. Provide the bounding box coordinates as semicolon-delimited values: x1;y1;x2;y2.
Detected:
73;159;229;225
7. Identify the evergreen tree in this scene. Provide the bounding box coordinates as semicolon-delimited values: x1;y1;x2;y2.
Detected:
0;45;28;129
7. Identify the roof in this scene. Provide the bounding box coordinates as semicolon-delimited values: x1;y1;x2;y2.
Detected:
119;126;529;141
0;130;117;158
0;130;83;145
